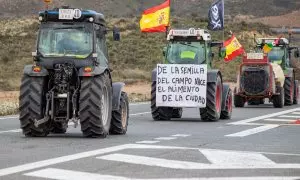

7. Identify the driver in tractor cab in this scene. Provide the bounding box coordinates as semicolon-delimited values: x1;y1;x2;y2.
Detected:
57;33;78;53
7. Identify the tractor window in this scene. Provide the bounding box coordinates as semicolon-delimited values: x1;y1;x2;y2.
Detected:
38;25;93;59
96;37;108;67
166;41;205;64
268;47;285;65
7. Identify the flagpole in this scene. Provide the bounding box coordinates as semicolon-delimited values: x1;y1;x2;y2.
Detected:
166;0;171;38
222;0;225;44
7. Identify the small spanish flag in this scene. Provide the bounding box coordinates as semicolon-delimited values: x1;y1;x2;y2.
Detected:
263;43;273;53
140;0;170;32
224;35;245;62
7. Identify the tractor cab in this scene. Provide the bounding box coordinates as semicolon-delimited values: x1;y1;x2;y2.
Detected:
164;28;213;66
256;38;290;68
35;7;120;68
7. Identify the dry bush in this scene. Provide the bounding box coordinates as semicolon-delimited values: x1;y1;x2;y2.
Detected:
0;101;18;116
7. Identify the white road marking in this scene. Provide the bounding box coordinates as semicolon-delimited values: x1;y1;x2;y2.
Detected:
130;112;150;116
226;108;300;137
25;168;128;180
155;137;177;140
97;153;300;169
200;149;275;166
0;102;149;120
199;148;300;157
0;144;191;177
228;122;300;126
130;102;150;106
0;123;75;134
0;112;150;134
0;144;300;178
24;168;300;180
264;118;296;122
0;144;129;177
279;115;300;118
0;116;18;120
291;112;300;115
171;134;191;137
225;125;279;137
0;129;21;134
135;141;160;144
229;107;300;125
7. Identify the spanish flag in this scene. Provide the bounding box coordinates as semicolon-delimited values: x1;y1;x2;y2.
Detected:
140;0;170;32
224;35;245;62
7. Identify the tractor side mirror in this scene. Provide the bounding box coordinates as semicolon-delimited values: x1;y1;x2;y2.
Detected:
163;47;167;57
113;27;120;41
219;47;226;58
294;49;300;58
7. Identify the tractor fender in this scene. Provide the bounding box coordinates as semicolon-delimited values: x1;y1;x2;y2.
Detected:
284;68;294;78
23;65;49;77
221;84;231;111
271;63;285;87
78;66;107;77
207;69;222;83
152;68;157;82
112;82;125;111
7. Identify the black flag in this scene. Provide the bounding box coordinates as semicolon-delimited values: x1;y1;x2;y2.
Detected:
208;0;224;31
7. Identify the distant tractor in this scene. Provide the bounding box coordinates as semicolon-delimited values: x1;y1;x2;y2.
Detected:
234;37;300;108
19;7;129;137
151;28;233;121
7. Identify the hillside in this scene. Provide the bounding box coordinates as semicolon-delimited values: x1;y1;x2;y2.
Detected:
250;10;300;27
0;0;299;18
0;16;272;91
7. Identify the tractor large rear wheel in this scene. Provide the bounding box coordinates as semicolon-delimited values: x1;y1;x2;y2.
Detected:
151;81;173;121
200;75;222;121
19;75;49;137
284;77;294;106
79;73;112;138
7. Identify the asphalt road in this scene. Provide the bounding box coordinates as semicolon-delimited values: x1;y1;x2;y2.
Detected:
0;102;300;180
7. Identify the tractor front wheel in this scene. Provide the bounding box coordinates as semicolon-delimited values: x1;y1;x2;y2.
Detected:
110;92;129;135
151;81;173;121
221;88;232;120
200;75;222;121
172;108;183;118
273;86;284;108
234;95;245;107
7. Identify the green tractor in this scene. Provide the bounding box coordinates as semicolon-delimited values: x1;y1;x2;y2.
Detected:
151;28;232;121
19;7;129;137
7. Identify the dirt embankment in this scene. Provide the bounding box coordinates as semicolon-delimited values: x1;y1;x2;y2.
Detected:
250;11;300;28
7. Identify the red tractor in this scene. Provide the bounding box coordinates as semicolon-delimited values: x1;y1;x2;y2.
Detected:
234;38;300;108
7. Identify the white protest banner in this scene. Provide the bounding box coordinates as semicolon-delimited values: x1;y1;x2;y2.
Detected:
156;64;207;108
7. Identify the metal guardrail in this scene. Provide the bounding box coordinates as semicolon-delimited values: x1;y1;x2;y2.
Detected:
270;28;300;34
